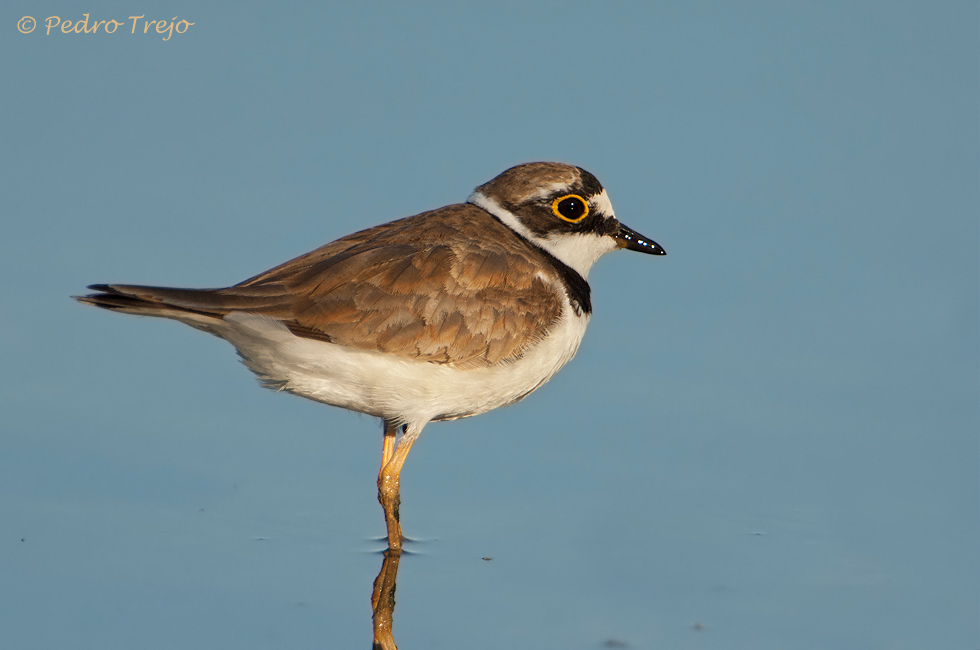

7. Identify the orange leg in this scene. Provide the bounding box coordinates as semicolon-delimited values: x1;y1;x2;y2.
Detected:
377;420;421;553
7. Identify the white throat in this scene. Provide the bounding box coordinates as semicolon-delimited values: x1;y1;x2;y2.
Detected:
468;191;617;278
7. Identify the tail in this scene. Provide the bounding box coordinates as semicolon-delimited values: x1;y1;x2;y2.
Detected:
73;284;241;326
75;283;339;348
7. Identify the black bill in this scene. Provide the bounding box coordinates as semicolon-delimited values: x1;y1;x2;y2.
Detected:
616;223;666;255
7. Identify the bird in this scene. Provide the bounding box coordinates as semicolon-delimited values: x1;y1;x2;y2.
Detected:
75;162;665;552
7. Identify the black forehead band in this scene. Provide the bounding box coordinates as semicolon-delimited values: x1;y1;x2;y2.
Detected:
575;167;605;198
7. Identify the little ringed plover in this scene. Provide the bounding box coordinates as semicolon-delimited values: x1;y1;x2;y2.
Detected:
76;161;665;551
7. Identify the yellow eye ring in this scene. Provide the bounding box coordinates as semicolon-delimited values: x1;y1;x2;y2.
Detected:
551;194;590;223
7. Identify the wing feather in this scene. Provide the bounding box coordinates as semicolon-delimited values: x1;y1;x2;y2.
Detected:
230;204;564;365
80;205;564;365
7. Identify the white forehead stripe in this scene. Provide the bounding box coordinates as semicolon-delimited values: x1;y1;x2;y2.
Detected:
590;189;615;219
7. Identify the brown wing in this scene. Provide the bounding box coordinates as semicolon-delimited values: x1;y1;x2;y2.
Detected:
239;204;563;365
83;204;564;366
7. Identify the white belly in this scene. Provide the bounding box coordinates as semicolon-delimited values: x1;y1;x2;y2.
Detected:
212;303;589;427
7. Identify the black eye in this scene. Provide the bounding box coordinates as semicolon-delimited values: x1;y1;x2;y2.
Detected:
551;194;590;223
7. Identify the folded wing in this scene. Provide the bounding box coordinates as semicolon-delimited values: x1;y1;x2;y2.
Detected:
77;205;563;366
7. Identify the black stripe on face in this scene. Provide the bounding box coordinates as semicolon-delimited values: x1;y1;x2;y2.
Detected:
513;199;614;241
572;168;617;239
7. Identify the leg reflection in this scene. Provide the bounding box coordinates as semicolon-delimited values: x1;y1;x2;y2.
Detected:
371;549;401;649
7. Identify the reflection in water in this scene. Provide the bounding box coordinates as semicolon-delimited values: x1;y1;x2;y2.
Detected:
371;550;401;649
